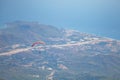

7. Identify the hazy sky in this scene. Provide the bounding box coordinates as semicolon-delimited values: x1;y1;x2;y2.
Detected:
0;0;120;39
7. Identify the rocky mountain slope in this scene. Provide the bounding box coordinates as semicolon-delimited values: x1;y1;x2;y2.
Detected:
0;21;120;80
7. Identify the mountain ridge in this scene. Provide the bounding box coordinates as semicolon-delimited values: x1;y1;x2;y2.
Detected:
0;21;120;80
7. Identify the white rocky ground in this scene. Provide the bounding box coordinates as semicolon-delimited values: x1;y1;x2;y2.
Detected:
0;38;113;56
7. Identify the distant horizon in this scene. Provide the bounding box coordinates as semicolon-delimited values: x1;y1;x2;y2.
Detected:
0;0;120;40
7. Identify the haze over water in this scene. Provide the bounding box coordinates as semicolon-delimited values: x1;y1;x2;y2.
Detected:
0;0;120;39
